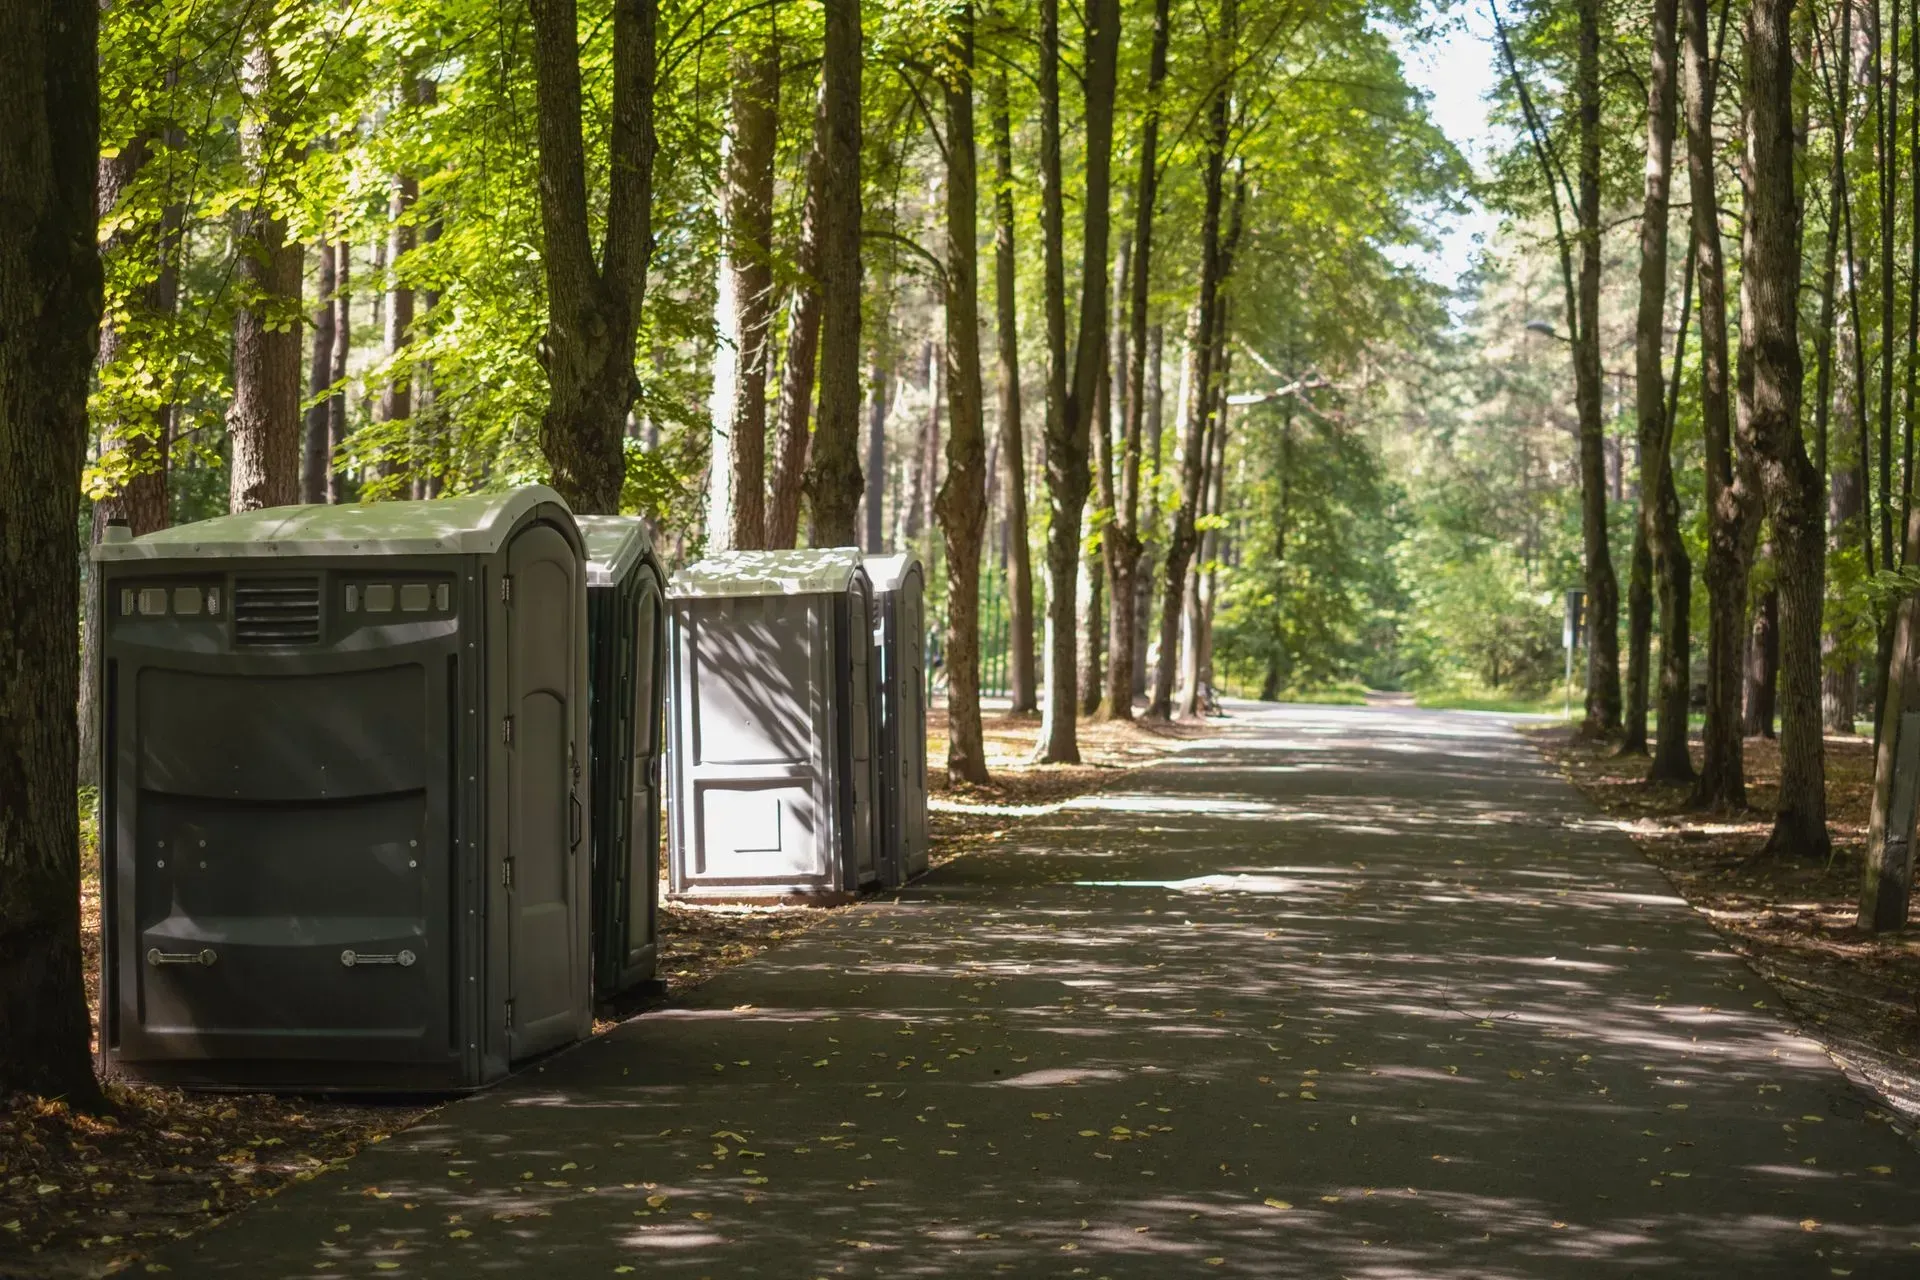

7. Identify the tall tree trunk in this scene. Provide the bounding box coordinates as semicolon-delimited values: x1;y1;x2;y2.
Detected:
1827;417;1864;732
1878;0;1899;568
1107;0;1166;719
713;38;777;551
1079;322;1111;718
1574;0;1621;734
1149;0;1233;720
1636;0;1693;782
0;0;104;1103
1862;510;1920;932
768;88;829;549
865;356;889;551
378;164;416;479
1688;0;1752;810
934;0;990;784
327;242;352;502
1135;323;1164;696
803;0;863;545
305;239;335;504
229;20;302;513
1622;523;1653;753
1744;0;1826;857
528;0;657;513
989;69;1037;712
1034;0;1121;761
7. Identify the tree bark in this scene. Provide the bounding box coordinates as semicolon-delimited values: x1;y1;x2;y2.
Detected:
229;17;302;513
528;0;656;514
1149;0;1233;721
715;38;777;551
377;165;416;477
1744;0;1826;857
934;0;990;784
865;355;888;551
1826;427;1863;733
1135;323;1163;696
989;66;1037;713
327;242;352;502
1573;0;1621;734
1079;321;1111;718
803;0;863;545
1687;0;1752;810
1622;522;1653;754
1108;2;1168;722
1636;0;1692;782
1034;0;1121;761
768;87;829;549
0;0;104;1103
1861;505;1920;931
305;239;335;504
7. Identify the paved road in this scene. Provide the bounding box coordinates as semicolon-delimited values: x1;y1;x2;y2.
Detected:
159;703;1920;1278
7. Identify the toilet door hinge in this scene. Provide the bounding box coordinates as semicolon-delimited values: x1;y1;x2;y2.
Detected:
502;857;515;889
504;998;514;1029
500;575;513;605
502;715;514;747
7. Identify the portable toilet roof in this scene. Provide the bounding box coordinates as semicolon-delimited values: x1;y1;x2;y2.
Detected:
92;487;566;562
668;547;867;599
865;553;913;593
577;514;656;587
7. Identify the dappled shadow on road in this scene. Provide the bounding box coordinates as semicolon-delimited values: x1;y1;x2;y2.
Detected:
157;705;1920;1278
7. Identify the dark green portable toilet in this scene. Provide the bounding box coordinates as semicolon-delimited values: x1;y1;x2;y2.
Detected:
665;549;880;899
91;487;591;1091
866;554;929;886
579;515;667;1000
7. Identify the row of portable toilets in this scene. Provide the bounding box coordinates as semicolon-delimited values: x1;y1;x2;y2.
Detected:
90;486;928;1092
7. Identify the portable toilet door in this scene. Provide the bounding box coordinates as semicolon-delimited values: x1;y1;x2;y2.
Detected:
842;573;881;889
578;515;667;1000
495;520;590;1061
665;548;876;899
867;555;929;885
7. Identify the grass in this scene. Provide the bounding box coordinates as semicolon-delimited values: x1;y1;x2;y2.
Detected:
1411;684;1571;715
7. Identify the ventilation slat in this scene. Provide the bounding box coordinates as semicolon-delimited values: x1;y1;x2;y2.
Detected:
234;577;321;646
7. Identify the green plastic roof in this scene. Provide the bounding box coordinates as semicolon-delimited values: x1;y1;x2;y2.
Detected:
864;553;922;592
91;487;572;562
576;514;657;586
669;548;867;599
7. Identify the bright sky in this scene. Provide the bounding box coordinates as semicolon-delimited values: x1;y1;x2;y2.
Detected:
1395;4;1506;298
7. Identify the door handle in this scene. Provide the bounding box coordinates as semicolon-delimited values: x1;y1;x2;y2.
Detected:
147;948;217;967
570;792;583;851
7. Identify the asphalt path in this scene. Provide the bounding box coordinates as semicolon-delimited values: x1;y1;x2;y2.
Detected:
156;702;1920;1278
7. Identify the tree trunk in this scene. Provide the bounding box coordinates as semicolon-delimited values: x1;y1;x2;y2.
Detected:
1744;0;1826;858
1745;582;1779;737
305;239;335;504
1574;0;1621;734
1149;0;1233;721
1687;0;1752;810
865;356;888;551
1109;0;1167;721
934;0;990;784
327;242;352;502
1622;524;1653;754
229;21;302;514
897;343;932;551
528;0;657;514
989;66;1037;713
804;0;863;545
0;0;104;1103
1636;0;1692;782
1078;324;1110;718
1034;0;1121;762
1826;441;1863;733
377;166;416;480
715;38;777;551
768;87;829;549
1135;323;1163;697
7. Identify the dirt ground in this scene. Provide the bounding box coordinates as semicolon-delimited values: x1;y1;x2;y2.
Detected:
1535;726;1920;1127
0;703;1206;1279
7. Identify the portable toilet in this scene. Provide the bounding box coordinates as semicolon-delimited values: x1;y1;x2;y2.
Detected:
866;555;929;886
665;549;880;899
578;515;668;1000
91;487;591;1091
